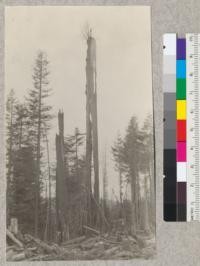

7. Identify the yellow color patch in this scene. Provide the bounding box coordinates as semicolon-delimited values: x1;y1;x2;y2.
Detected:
177;100;186;120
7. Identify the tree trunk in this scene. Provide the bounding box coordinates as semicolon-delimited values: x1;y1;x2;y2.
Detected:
8;100;14;183
7;102;14;225
85;35;94;226
130;167;137;236
85;97;92;225
35;62;42;238
56;111;69;242
92;91;99;205
43;126;52;241
135;171;140;229
44;180;48;241
149;162;155;231
102;150;109;230
119;168;123;218
85;35;100;227
143;174;150;233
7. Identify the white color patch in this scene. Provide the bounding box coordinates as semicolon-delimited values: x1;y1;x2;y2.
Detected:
163;33;177;55
177;162;187;182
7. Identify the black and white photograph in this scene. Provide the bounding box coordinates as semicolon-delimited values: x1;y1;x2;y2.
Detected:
5;6;155;261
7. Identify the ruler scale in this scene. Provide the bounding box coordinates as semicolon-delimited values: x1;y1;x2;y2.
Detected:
187;34;200;222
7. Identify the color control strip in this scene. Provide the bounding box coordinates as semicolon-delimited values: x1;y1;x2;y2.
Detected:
163;34;177;221
176;38;186;221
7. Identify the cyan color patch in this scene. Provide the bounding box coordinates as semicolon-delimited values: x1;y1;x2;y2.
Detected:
177;60;186;78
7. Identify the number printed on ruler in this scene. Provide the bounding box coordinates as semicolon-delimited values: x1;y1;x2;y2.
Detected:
187;34;200;221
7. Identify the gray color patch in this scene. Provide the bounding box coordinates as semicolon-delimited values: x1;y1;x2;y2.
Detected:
164;129;176;149
164;93;176;111
164;110;176;130
163;74;176;92
163;55;176;74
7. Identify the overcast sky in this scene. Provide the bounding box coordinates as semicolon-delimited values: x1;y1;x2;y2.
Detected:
5;6;153;199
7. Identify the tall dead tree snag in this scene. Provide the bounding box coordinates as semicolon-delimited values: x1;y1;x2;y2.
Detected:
56;111;69;242
85;31;100;225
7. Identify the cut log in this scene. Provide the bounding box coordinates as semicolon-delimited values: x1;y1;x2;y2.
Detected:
9;218;18;235
6;229;23;248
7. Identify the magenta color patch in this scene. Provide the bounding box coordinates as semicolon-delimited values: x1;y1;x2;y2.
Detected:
177;142;186;161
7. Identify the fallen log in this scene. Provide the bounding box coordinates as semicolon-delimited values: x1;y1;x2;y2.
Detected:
83;225;100;235
86;244;105;258
6;229;23;248
27;254;51;261
6;245;16;252
100;236;120;245
81;236;100;244
80;236;100;250
62;235;86;246
112;250;135;259
11;252;26;261
26;247;37;251
24;234;61;254
104;246;119;255
6;249;16;261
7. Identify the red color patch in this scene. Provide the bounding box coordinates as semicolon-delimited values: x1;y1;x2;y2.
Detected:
177;120;186;141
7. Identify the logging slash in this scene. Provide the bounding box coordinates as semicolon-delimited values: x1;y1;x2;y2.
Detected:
6;228;155;261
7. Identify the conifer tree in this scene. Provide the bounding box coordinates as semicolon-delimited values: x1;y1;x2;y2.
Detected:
6;90;17;185
6;89;17;224
27;51;53;237
112;117;142;234
140;114;155;231
112;134;126;207
6;90;35;232
12;146;36;234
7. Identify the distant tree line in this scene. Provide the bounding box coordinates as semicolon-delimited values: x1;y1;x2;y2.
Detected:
111;115;155;235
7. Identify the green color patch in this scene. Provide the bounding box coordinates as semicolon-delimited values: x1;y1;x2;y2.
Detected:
176;79;186;99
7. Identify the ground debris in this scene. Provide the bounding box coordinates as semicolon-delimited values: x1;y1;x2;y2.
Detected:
6;229;156;261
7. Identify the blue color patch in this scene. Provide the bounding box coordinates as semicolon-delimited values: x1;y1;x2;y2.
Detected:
177;60;186;78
